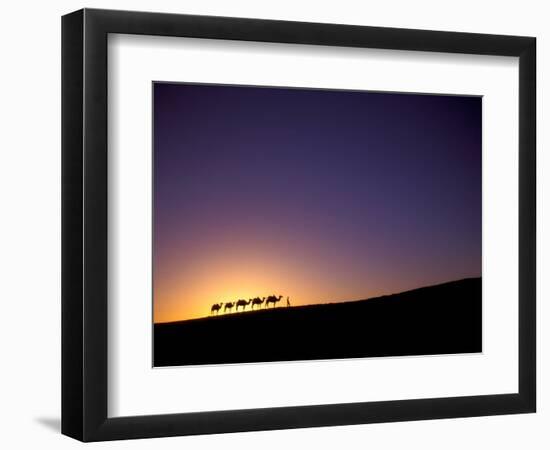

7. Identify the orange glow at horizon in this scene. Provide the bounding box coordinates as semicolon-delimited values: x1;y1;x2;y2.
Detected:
153;236;379;323
153;235;477;323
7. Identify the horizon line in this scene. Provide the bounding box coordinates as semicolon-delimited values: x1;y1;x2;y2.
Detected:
154;275;481;325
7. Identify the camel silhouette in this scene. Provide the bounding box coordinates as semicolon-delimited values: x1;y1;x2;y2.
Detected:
235;298;252;311
265;295;283;308
251;297;265;310
210;302;223;315
209;295;288;315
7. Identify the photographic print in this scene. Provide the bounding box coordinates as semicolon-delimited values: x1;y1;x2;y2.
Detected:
153;82;482;367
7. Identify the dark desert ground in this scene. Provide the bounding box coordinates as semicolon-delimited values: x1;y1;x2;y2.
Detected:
154;277;481;367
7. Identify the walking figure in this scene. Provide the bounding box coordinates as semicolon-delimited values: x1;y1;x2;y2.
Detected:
286;296;291;307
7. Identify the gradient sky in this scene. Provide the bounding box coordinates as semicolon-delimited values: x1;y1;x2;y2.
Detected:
153;83;481;323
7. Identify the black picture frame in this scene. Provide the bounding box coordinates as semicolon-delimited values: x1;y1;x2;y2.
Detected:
62;8;536;442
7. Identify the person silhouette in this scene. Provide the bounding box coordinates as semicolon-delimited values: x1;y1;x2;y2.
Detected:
286;296;291;307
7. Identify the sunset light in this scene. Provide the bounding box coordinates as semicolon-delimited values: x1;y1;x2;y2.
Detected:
153;83;481;324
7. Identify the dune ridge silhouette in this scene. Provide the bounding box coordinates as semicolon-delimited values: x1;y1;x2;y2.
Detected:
154;277;481;367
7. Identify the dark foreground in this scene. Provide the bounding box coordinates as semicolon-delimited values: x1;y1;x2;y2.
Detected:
154;277;481;367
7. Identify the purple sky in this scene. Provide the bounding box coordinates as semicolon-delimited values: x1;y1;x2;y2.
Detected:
153;82;481;323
